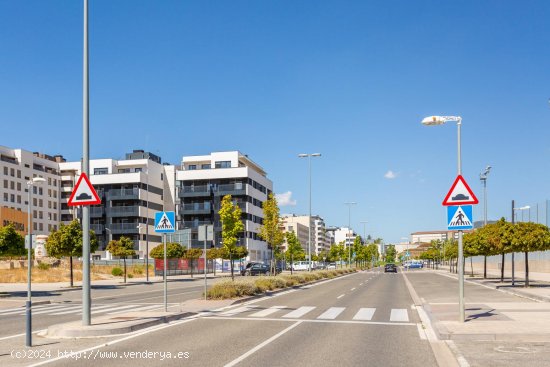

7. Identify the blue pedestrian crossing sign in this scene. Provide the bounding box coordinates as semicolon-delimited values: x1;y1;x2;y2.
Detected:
447;205;473;230
155;211;175;233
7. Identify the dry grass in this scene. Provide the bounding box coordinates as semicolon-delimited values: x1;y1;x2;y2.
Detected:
0;263;154;283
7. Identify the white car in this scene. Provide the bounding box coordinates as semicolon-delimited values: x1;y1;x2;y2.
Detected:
291;261;310;271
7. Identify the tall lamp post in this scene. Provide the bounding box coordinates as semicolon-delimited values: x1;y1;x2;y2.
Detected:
480;166;491;278
298;153;321;272
26;176;46;347
344;202;357;267
422;115;466;323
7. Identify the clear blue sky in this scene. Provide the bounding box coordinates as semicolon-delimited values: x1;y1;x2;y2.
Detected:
1;1;549;243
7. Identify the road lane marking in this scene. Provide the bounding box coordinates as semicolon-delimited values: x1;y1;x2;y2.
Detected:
359;283;364;285
337;294;345;299
282;306;316;318
352;308;376;321
223;321;303;367
107;304;163;314
50;305;86;315
250;306;286;318
390;308;409;322
350;287;356;291
220;305;257;316
0;304;54;315
0;329;47;341
317;307;345;320
30;305;77;315
206;316;416;326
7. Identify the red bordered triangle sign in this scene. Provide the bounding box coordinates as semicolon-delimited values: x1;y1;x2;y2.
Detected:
68;173;101;206
442;175;479;206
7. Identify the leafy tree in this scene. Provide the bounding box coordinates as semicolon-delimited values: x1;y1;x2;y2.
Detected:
285;231;304;274
0;223;25;258
511;222;550;287
365;243;379;267
385;245;397;263
149;242;185;259
45;220;98;286
353;236;363;268
258;193;285;275
207;247;222;275
183;248;203;278
106;236;136;283
219;195;245;280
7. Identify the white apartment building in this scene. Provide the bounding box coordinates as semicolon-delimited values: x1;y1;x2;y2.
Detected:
410;230;462;245
280;219;309;253
176;151;273;263
280;215;329;255
332;226;357;248
0;145;64;235
59;150;168;259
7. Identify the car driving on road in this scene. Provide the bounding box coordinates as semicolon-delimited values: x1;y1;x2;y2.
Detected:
384;263;397;273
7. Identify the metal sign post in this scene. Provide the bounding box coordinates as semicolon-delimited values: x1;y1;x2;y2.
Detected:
155;211;175;313
163;233;167;312
199;225;213;300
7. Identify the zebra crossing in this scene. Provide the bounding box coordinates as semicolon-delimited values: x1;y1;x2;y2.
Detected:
0;303;165;317
215;305;411;323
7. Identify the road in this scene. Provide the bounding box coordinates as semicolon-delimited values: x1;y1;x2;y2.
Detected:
34;269;439;367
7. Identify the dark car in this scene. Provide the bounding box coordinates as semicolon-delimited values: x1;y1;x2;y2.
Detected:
384;263;397;273
241;262;281;276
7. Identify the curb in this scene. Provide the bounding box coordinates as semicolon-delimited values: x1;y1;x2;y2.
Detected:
42;312;196;339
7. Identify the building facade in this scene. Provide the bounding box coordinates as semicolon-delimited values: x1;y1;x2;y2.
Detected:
280;219;309;253
332;226;357;248
176;151;273;262
280;215;329;255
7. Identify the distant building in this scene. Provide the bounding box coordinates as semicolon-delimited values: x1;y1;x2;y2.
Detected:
279;219;309;253
280;214;330;255
332;226;357;249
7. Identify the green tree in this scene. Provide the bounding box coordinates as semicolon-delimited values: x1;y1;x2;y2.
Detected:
219;195;245;280
106;236;136;283
365;243;379;267
183;248;203;278
258;193;285;275
385;245;397;263
353;236;363;268
0;224;25;258
149;242;185;259
45;220;98;287
511;222;550;287
285;231;304;274
207;247;222;275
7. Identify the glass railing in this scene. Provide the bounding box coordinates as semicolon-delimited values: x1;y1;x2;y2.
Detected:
109;206;139;216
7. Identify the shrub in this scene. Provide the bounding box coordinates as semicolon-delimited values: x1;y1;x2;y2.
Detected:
132;265;144;275
127;273;134;279
255;277;277;292
37;262;51;270
111;267;123;277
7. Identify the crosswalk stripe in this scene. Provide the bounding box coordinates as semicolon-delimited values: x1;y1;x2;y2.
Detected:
250;306;286;318
353;308;376;321
0;304;54;315
77;304;124;315
317;307;345;320
220;306;257;317
32;305;78;315
107;304;162;314
51;305;93;315
390;309;409;322
282;306;316;319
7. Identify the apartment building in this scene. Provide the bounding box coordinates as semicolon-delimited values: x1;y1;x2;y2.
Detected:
176;151;273;262
59;150;168;258
279;218;309;253
0;145;64;236
280;215;329;255
332;226;357;248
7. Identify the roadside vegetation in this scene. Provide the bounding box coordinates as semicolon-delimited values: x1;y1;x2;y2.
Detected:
206;268;357;299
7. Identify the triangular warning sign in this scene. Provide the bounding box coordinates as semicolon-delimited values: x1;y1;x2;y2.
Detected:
155;212;174;231
442;175;479;206
67;173;101;206
448;206;472;228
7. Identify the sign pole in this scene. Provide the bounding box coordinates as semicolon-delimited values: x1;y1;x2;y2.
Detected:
457;120;465;323
204;234;207;301
163;233;167;312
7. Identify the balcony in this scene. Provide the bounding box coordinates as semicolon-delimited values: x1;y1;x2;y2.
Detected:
108;206;140;217
181;220;212;229
109;223;139;234
107;188;139;201
90;207;104;218
179;185;210;198
181;202;211;215
91;224;104;233
216;183;246;197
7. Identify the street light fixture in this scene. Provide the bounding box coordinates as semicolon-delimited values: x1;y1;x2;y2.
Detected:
344;202;357;268
422;114;466;323
298;153;321;272
26;176;46;347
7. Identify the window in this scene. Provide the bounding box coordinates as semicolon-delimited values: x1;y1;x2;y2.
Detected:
3;180;7;188
33;210;37;219
53;213;57;221
17;182;21;191
10;168;14;176
201;164;211;169
33;198;37;206
38;188;43;195
48;201;52;209
39;211;43;219
38;199;43;207
3;167;7;175
3;193;7;201
10;181;14;190
215;161;231;169
39;223;43;231
118;168;130;173
17;170;21;178
94;168;108;175
188;165;197;170
10;194;15;202
53;202;57;209
33;222;37;230
48;177;51;185
17;195;21;204
135;168;142;173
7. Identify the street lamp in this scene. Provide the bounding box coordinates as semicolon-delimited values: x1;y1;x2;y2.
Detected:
422;115;466;323
26;176;46;347
512;205;530;286
479;166;492;226
344;202;357;268
298;153;321;272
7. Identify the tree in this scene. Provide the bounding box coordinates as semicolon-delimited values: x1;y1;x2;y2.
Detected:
106;236;136;283
149;242;185;259
511;222;550;287
45;220;98;287
207;248;222;275
258;193;285;275
385;245;397;263
353;236;363;268
285;231;304;274
365;244;379;267
219;195;245;280
183;248;203;278
0;223;25;258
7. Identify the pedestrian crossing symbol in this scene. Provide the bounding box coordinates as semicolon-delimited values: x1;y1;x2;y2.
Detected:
447;205;473;230
155;211;175;233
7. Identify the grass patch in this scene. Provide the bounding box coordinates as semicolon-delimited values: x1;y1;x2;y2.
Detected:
206;269;357;299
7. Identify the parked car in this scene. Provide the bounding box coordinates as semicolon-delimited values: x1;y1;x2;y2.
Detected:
291;261;314;271
404;260;423;269
384;263;397;273
241;262;281;276
327;263;337;270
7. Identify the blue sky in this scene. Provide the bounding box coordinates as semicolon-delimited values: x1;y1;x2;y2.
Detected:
1;0;549;243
